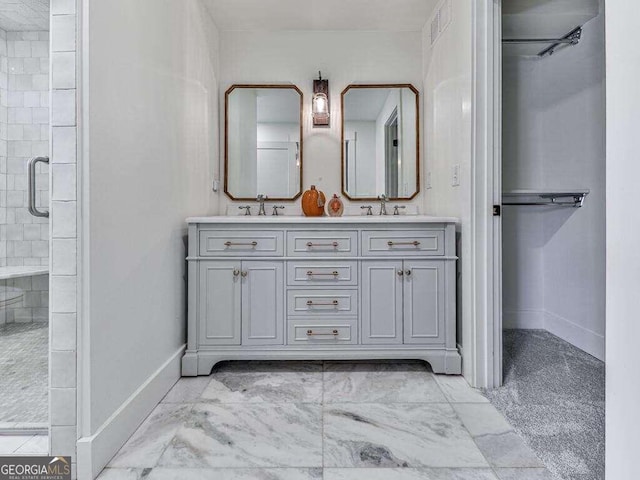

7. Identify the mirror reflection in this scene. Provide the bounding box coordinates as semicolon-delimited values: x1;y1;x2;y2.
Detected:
342;85;419;200
225;85;303;200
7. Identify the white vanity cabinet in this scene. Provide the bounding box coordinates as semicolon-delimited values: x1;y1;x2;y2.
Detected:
182;216;461;376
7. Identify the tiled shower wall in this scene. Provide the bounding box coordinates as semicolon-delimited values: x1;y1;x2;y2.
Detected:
0;28;50;267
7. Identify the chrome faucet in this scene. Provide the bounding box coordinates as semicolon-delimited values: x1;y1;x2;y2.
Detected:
393;205;406;216
361;205;373;216
256;194;268;216
378;194;389;215
238;205;251;216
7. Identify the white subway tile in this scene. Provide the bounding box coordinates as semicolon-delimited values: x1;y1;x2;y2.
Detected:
31;41;49;59
52;164;76;201
52;52;75;89
24;91;41;108
50;351;76;388
52;127;76;163
23;58;41;75
50;425;76;458
51;389;76;426
52;0;76;15
13;41;31;58
51;15;76;52
52;201;76;238
52;313;76;351
51;275;76;313
52;89;75;126
52;238;76;275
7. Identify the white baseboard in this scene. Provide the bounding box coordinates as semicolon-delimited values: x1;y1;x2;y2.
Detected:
544;310;605;361
503;309;546;329
77;345;185;480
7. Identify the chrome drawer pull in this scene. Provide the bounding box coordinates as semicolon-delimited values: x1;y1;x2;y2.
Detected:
387;240;421;247
224;241;258;247
306;271;339;277
307;329;339;336
306;241;339;248
306;300;339;306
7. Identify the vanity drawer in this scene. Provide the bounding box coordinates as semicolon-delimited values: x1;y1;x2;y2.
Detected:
287;261;358;286
361;230;445;256
287;230;357;256
287;319;357;345
287;289;358;316
199;230;284;257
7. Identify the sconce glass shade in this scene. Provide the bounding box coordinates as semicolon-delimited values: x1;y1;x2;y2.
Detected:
312;92;329;123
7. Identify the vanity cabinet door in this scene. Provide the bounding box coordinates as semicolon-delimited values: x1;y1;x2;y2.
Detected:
241;261;284;346
361;260;404;345
403;260;445;345
199;261;241;346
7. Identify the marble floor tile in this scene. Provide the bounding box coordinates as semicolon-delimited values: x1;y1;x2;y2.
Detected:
157;402;322;468
97;468;148;480
161;376;210;403
0;435;33;454
201;363;322;404
453;403;513;437
324;362;447;404
493;468;556;480
109;404;191;468
433;375;490;403
324;403;488;468
324;468;499;479
474;431;544;468
13;434;48;454
148;468;323;479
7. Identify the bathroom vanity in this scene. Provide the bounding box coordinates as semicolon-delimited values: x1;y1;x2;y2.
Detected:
182;216;461;375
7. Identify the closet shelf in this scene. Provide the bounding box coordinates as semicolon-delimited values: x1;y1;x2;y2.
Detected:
502;190;589;208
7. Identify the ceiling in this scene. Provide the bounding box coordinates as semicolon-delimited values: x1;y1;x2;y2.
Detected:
0;0;49;32
502;0;600;57
204;0;438;32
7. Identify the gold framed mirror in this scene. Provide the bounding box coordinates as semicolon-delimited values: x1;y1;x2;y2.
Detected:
341;84;420;201
225;84;303;201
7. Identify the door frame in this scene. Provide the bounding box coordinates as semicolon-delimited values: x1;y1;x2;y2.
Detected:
469;0;502;389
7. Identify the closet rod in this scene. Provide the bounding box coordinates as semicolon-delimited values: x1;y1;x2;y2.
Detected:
502;26;582;56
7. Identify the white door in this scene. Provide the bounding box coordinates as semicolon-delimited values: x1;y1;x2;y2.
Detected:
199;261;241;345
403;260;445;345
361;260;403;344
241;261;284;345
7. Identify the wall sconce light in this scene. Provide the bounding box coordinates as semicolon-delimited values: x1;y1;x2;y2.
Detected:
312;71;329;127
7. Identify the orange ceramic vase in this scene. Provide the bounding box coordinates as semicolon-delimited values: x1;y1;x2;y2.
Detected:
301;185;326;217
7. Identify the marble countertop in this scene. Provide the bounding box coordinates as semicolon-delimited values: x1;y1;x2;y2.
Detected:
187;215;459;225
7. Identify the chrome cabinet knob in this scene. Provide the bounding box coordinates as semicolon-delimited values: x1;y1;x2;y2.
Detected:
405;269;412;276
241;271;248;278
397;270;404;276
233;269;240;277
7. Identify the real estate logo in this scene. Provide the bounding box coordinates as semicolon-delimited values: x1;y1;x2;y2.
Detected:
0;456;71;480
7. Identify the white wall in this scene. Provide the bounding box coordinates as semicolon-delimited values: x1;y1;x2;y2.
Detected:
218;30;422;211
501;10;606;360
422;0;473;361
83;0;219;471
606;0;640;478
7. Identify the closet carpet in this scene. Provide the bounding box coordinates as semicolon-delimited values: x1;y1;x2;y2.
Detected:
484;330;605;480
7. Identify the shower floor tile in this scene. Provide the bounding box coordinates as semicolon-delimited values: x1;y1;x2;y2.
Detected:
0;322;48;424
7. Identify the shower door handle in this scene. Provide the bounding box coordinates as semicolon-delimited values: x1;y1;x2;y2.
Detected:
28;156;49;218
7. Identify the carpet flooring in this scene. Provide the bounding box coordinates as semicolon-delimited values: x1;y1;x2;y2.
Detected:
484;330;605;480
